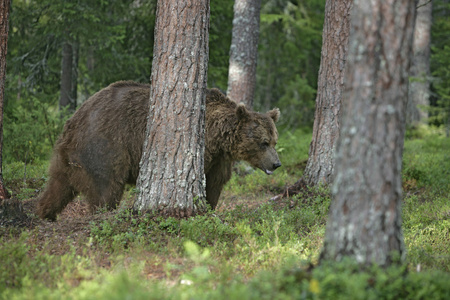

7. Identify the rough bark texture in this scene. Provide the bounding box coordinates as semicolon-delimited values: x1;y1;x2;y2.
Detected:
227;0;261;108
59;41;76;114
0;0;10;200
320;0;416;267
407;0;432;126
135;0;210;217
303;0;352;187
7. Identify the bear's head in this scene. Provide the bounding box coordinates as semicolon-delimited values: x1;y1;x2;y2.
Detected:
234;104;281;175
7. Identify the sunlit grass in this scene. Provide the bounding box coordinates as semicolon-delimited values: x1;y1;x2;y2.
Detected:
1;127;450;298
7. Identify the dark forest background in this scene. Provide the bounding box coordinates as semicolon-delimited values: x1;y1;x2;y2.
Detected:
5;0;448;164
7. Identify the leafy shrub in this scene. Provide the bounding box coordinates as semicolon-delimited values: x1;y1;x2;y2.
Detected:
4;96;67;163
308;260;450;300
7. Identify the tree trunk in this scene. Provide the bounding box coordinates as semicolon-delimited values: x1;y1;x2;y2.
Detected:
59;40;76;114
320;0;416;267
135;0;210;217
303;0;352;187
0;0;10;201
71;38;79;108
407;0;432;126
227;0;261;108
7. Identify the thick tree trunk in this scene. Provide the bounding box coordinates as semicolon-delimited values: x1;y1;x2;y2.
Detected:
303;0;352;187
227;0;261;108
407;0;432;126
320;0;416;267
0;0;10;200
135;0;210;217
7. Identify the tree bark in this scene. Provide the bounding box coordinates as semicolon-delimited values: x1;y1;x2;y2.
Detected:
1;1;28;224
0;0;10;200
59;40;76;114
227;0;261;108
71;38;79;109
320;0;417;267
135;0;210;217
303;0;352;187
407;0;432;126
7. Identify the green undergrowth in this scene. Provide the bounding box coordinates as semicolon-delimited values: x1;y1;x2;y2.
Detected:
1;127;450;298
2;243;450;300
403;127;450;194
88;188;329;271
401;127;450;272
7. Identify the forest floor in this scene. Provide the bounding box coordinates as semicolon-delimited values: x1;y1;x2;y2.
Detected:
1;129;449;299
1;174;298;280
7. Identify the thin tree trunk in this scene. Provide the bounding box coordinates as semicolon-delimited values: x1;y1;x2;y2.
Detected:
303;0;352;187
227;0;261;108
270;0;351;201
320;0;417;267
0;0;10;201
59;40;76;114
0;0;27;223
71;38;79;108
135;0;210;217
407;0;432;126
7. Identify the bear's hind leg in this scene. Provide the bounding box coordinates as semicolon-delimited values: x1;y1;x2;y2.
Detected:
37;174;78;221
85;174;126;214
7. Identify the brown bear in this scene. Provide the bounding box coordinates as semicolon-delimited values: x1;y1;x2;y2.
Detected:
37;81;281;221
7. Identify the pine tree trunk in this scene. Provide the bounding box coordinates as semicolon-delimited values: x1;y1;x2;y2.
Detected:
407;0;432;126
320;0;416;267
303;0;352;187
59;40;76;114
0;0;27;224
0;0;11;201
135;0;210;217
227;0;261;108
71;38;79;108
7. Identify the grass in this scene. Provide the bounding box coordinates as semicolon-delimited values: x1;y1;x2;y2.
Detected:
1;126;450;299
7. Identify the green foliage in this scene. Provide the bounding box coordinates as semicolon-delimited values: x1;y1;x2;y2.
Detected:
309;260;450;300
3;158;48;200
4;95;67;163
180;213;239;249
3;0;450;298
403;193;450;271
208;0;234;90
3;243;450;300
1;129;450;299
256;0;325;130
4;0;236;165
403;130;450;193
0;233;93;295
430;0;450;131
8;0;155;93
277;75;317;129
5;0;158;165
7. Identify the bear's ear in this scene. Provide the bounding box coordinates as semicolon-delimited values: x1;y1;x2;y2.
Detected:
267;108;280;123
236;103;250;121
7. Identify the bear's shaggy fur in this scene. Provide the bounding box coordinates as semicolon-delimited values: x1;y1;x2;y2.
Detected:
37;81;281;221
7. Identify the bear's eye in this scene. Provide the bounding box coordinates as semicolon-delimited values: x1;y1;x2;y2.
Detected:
260;141;270;149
